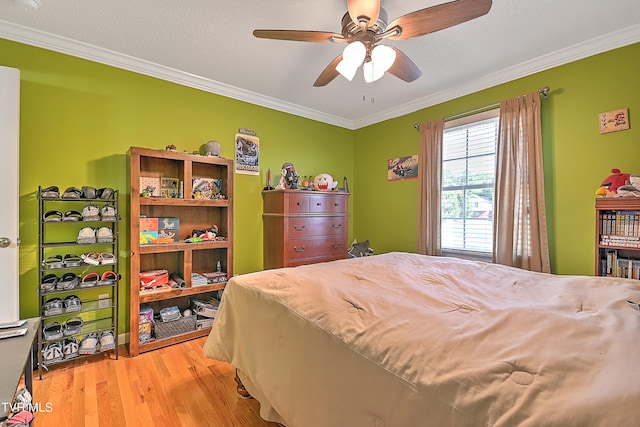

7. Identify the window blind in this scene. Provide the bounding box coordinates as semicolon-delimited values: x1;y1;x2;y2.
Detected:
441;114;499;253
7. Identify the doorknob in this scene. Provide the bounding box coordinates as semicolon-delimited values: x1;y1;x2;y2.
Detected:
0;237;12;248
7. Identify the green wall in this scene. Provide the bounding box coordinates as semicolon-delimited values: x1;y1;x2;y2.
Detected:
0;39;354;333
3;36;639;333
353;42;640;275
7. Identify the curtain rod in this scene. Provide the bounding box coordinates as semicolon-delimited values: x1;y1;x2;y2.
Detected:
414;86;550;129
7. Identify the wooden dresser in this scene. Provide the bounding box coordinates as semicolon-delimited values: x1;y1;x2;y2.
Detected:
262;189;349;269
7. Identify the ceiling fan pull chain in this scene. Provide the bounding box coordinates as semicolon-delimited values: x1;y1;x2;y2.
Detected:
371;79;375;103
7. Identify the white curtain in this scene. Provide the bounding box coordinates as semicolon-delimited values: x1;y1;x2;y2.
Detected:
417;119;443;255
493;92;550;272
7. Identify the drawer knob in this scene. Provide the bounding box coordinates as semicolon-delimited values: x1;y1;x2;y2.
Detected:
316;202;322;206
293;225;306;231
293;245;306;252
331;243;342;249
332;224;342;229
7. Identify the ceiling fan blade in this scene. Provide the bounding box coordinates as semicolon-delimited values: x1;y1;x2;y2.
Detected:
314;55;343;87
387;0;492;41
253;30;341;43
387;48;422;82
347;0;380;27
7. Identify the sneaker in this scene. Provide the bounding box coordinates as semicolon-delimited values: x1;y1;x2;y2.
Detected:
99;330;116;352
82;204;100;221
79;333;98;355
100;205;118;221
77;227;96;244
62;337;79;359
96;227;114;243
42;341;63;364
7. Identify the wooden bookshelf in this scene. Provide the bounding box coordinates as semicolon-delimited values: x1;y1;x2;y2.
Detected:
595;198;640;278
128;147;233;356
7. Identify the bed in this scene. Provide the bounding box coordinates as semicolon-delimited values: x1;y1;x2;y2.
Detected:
204;252;640;426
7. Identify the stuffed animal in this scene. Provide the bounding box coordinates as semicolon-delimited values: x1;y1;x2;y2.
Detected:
617;175;640;197
596;168;631;197
204;140;221;157
313;173;338;191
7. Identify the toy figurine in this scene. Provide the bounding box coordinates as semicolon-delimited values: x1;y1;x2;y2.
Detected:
276;162;299;190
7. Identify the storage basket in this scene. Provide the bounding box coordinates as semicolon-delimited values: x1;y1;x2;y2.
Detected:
154;315;196;339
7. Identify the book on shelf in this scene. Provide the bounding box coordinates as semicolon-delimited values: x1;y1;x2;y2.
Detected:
601;249;640;280
600;210;640;239
599;235;640;248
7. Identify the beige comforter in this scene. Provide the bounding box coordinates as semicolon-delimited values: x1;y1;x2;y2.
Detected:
204;252;640;426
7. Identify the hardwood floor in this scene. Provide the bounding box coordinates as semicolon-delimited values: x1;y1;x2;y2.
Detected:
32;337;279;427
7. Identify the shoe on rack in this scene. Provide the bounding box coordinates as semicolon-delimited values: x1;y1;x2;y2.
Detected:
96;227;114;243
63;316;83;336
82;204;100;221
62;337;79;359
79;333;98;355
100;205;118;221
44;298;63;316
42;341;63;364
77;227;96;244
43;321;63;341
99;330;116;352
64;295;82;313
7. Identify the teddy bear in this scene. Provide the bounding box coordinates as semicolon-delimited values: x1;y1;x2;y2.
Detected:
596;168;631;197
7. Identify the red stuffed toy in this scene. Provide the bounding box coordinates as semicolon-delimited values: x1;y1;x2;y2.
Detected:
596;168;631;197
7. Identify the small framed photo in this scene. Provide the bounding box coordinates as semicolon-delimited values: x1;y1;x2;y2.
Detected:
599;108;629;134
139;177;160;196
161;177;179;198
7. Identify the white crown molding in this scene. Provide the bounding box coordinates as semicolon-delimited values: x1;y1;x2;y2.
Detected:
353;23;640;129
1;20;639;131
0;20;354;129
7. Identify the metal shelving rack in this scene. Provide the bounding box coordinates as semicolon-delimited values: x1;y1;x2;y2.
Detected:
37;187;120;379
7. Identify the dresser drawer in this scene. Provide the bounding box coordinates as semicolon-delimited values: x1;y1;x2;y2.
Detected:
288;194;310;213
287;237;347;260
287;216;347;238
308;195;347;213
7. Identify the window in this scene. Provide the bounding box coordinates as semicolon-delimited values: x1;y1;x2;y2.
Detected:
441;109;499;260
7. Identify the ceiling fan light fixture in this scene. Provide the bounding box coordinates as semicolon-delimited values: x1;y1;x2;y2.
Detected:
363;45;396;83
336;61;359;81
336;41;366;81
363;61;384;83
371;45;396;72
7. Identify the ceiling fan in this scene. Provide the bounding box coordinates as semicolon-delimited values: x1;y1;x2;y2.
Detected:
253;0;492;87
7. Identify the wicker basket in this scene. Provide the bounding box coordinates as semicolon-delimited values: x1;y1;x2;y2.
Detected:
154;316;196;339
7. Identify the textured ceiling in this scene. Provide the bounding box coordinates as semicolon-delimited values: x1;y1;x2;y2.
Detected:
1;0;639;129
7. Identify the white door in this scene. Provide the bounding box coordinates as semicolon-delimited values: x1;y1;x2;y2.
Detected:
0;66;20;321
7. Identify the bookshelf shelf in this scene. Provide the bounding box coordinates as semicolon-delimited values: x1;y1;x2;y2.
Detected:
595;198;640;278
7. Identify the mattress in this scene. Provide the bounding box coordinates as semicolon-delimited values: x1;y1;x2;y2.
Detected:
204;252;640;426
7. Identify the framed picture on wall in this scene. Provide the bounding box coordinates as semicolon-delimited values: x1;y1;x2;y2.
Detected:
599;108;629;134
235;133;260;175
388;155;418;181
